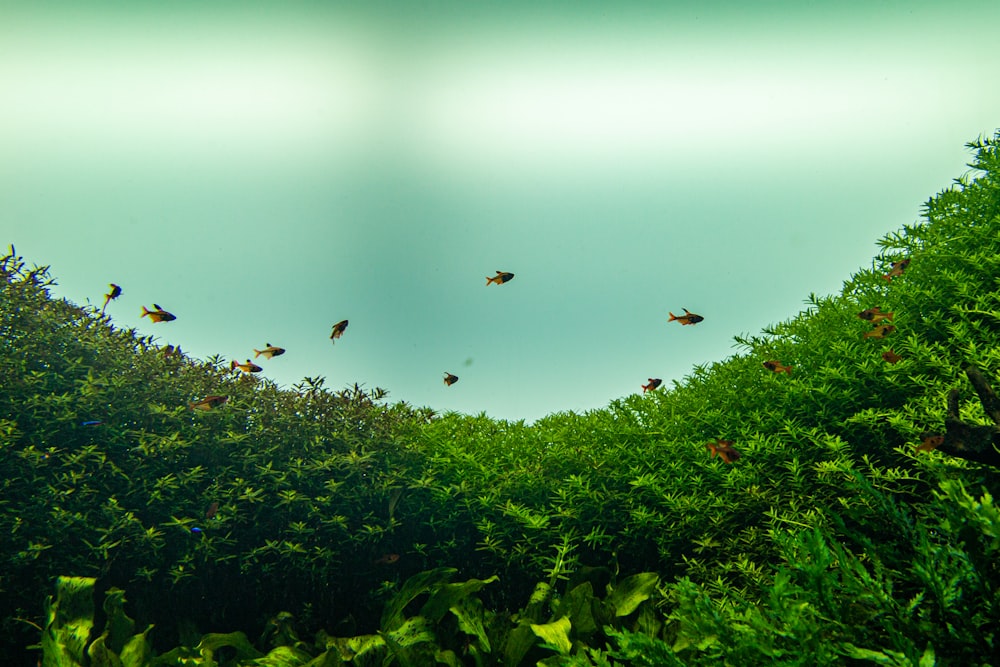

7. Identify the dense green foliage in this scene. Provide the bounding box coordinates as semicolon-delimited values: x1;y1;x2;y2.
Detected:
4;133;1000;665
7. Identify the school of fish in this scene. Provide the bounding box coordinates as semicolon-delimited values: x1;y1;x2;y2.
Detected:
97;255;920;463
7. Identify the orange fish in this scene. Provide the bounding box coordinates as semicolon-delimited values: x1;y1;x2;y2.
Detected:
762;360;792;375
916;433;944;453
101;283;122;313
205;502;220;520
641;378;662;392
189;395;228;411
882;258;911;281
141;304;176;323
444;372;459;386
254;343;285;359
668;308;704;325
231;359;263;373
881;349;902;364
486;270;515;286
330;319;349;342
705;439;741;464
857;307;893;323
864;324;896;339
374;553;400;565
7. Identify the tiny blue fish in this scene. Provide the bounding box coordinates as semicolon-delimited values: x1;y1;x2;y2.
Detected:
190;527;203;534
81;421;103;426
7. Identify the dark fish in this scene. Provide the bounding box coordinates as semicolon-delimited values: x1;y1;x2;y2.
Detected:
254;343;285;359
374;553;400;565
882;258;911;281
881;349;902;364
864;324;896;339
486;270;514;286
141;304;176;323
705;439;741;464
231;359;263;373
762;360;792;375
101;283;122;313
668;308;704;325
189;395;228;411
206;502;219;520
857;307;893;323
330;319;349;342
641;378;662;392
444;372;459;386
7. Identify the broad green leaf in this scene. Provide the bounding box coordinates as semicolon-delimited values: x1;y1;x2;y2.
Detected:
530;615;572;656
380;568;456;632
606;573;659;617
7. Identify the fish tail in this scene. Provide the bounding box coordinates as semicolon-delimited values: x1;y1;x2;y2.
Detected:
486;276;495;285
886;312;895;320
140;305;150;318
230;360;238;370
784;366;792;375
668;312;677;321
253;349;263;358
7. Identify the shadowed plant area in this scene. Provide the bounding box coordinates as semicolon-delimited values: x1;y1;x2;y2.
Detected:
3;133;1000;665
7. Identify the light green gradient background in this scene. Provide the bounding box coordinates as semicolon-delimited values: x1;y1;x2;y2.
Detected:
3;1;999;421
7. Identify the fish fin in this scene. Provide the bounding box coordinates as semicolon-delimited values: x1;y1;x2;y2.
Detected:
668;312;677;321
784;366;792;375
253;349;262;358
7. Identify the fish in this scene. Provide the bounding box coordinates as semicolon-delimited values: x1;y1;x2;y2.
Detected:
330;319;349;342
705;439;741;464
762;360;793;375
80;420;103;427
205;502;219;520
486;270;515;286
190;527;203;534
101;284;122;313
916;433;944;453
881;349;902;364
254;344;285;359
374;553;400;565
882;258;911;281
641;378;662;392
863;324;896;339
189;395;228;411
231;359;263;373
444;372;459;386
141;304;176;323
857;307;894;323
668;308;704;325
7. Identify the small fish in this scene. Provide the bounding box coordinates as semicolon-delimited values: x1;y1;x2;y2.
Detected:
881;349;902;364
882;258;911;281
642;378;662;392
330;319;349;342
444;372;459;386
857;307;894;323
190;527;203;534
231;359;263;373
205;502;219;520
374;553;400;565
863;324;896;339
668;308;704;325
80;420;103;427
705;439;741;464
141;304;176;323
254;343;285;359
189;395;228;411
101;283;122;313
916;433;944;453
486;270;515;286
762;360;793;375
